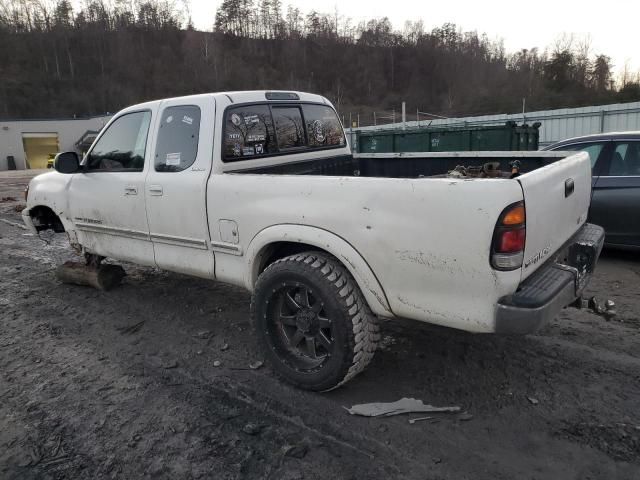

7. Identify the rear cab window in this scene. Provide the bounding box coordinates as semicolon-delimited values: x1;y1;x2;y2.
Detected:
223;102;345;162
272;107;305;150
302;104;346;148
224;105;276;160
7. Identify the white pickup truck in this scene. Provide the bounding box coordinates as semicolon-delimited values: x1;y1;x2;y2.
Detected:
23;91;604;390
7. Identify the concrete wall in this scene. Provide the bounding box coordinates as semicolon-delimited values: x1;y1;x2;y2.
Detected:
349;101;640;148
0;116;111;170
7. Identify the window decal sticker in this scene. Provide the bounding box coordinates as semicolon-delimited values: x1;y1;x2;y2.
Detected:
312;120;326;142
166;152;181;165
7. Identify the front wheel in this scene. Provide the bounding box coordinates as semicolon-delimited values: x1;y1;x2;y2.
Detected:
251;252;380;391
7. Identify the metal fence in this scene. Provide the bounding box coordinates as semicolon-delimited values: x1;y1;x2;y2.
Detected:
347;101;640;148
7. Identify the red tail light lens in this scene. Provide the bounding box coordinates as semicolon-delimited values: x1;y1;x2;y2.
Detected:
491;202;526;271
497;228;526;253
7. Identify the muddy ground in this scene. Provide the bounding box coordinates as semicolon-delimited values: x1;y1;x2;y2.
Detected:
1;170;639;479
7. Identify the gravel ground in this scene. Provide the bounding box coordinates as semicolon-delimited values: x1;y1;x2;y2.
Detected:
1;170;639;479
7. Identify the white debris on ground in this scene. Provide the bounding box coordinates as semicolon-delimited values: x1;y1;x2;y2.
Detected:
346;398;461;417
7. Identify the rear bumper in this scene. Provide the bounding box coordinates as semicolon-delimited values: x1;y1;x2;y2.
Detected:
495;223;605;334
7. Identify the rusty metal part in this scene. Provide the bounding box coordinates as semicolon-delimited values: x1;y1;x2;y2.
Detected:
447;162;506;178
510;160;522;178
448;165;467;178
574;296;617;321
482;162;503;177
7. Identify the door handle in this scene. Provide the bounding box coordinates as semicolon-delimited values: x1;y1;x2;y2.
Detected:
124;185;138;195
148;185;163;196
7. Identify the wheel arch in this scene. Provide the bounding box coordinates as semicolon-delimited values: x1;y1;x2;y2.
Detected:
27;205;66;233
245;224;393;317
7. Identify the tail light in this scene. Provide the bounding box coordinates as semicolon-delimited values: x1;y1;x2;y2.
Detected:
491;201;526;270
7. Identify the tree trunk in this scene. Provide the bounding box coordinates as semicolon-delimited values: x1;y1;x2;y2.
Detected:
54;48;61;80
66;37;74;79
56;262;126;291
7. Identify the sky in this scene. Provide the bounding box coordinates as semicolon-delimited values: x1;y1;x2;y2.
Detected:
187;0;639;78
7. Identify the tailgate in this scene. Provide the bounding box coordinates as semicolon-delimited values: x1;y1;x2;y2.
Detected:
517;151;592;280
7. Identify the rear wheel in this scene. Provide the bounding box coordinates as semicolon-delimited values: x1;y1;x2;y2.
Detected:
251;251;380;391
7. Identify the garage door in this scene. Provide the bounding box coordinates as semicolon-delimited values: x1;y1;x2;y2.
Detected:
22;133;59;169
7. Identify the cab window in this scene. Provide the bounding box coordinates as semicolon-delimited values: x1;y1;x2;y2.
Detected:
272;106;305;150
223;105;276;161
222;103;346;162
302;104;346;148
154;105;201;172
86;111;151;171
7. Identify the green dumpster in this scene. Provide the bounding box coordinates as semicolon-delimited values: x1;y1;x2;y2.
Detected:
354;121;540;153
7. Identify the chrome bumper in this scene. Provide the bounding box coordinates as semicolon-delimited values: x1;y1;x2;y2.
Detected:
495;223;605;334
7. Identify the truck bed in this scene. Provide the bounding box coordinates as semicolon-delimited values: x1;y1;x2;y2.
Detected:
226;151;569;178
212;149;591;331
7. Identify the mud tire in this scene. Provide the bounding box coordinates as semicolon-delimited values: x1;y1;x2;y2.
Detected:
251;251;380;391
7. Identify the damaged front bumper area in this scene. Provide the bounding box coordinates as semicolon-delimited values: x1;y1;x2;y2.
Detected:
495;223;605;334
21;208;38;235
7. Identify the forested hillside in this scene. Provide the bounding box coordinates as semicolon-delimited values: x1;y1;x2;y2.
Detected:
1;0;639;121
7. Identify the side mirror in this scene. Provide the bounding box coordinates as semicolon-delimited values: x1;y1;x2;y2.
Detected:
54;152;80;174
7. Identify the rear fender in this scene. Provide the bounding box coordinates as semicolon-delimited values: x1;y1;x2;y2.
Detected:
245;224;393;317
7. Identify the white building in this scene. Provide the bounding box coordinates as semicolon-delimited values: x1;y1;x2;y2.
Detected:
0;115;111;170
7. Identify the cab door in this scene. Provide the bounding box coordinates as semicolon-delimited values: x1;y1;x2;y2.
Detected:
144;96;216;278
591;141;640;247
67;109;156;266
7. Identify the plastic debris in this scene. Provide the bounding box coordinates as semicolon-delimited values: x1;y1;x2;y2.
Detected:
408;416;432;424
249;361;264;370
346;398;461;417
588;296;617;320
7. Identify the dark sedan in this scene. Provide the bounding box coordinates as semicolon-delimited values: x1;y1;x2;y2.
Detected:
543;132;640;249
